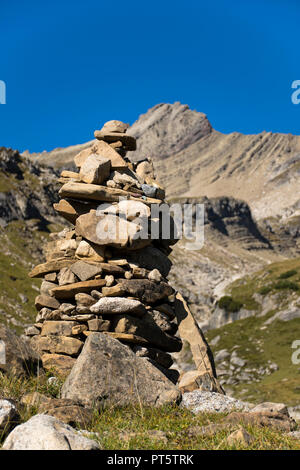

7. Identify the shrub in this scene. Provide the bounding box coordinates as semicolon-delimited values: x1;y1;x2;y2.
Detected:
218;296;243;313
273;280;299;291
278;270;297;280
259;286;272;295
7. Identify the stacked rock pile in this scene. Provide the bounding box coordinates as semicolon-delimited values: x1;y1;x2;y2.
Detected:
25;120;221;393
25;121;183;381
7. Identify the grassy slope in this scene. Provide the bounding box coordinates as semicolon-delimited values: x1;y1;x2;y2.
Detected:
207;258;300;405
0;372;299;450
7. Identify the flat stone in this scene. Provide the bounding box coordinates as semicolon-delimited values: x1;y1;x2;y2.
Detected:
35;295;60;311
90;297;146;317
181;391;250;414
2;414;100;450
32;335;83;356
40;321;78;337
53;199;98;225
50;279;106;299
41;353;76;377
94;130;136;150
118;279;174;304
59;182;160;205
70;260;103;281
74;147;95;168
101;284;126;297
61;333;181;407
225;411;297;432
29;259;76;278
79;154;111;184
250;402;289;416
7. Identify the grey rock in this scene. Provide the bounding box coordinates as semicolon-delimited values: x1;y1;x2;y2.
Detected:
251;402;289;416
70;260;103;282
2;414;100;450
90;297;146;317
0;325;40;377
0;400;20;434
181;390;250;414
61;332;181;407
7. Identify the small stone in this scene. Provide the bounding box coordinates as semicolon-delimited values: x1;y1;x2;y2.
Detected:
142;184;157;198
79;154;111;185
90;297;146;317
45;273;57;282
40;280;57;295
125;271;133;279
72;325;88;336
59;303;76;315
148;269;162;283
88;318;111;332
24;326;40;337
40;321;78;337
101;120;129;134
102;284;125;297
58;268;77;286
70;261;103;282
75;240;106;262
105;275;114;287
35;295;60;311
75;293;95;307
226;428;254;447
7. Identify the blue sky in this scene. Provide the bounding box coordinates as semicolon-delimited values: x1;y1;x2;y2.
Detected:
1;0;300;152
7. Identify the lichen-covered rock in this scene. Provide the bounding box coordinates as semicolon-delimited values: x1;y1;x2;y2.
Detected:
2;414;100;450
61;332;181;407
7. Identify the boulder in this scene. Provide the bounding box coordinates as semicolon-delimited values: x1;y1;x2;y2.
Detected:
0;325;40;377
61;332;181;407
181;391;250;414
2;414;100;450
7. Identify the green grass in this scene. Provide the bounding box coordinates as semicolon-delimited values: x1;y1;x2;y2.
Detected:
0;372;299;450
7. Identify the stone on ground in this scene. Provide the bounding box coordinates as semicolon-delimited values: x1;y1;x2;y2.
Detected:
181;390;250;414
61;332;181;407
2;414;100;450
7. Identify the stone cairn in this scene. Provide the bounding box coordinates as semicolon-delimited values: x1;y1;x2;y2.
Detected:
25;120;222;393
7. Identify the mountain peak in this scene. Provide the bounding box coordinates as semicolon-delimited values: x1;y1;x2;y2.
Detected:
128;102;213;161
